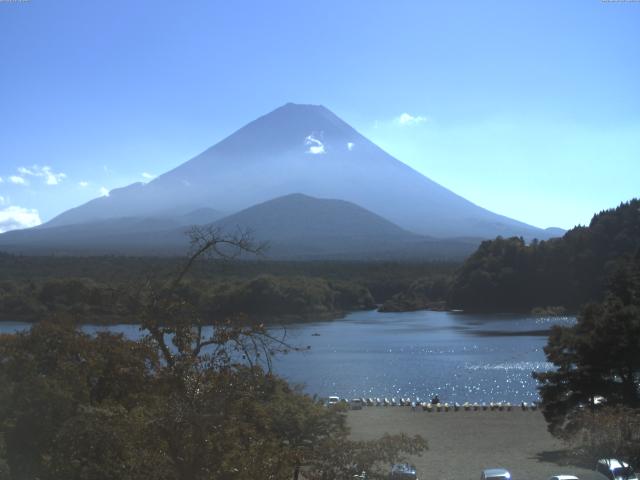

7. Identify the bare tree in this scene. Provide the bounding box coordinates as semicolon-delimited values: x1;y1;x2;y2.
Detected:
139;225;287;372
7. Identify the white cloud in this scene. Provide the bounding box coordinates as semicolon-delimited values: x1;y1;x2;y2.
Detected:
0;206;42;233
396;113;429;126
347;142;355;151
0;196;4;205
141;172;155;180
0;176;3;183
99;187;110;197
16;165;66;185
78;181;89;187
305;134;326;154
9;176;26;185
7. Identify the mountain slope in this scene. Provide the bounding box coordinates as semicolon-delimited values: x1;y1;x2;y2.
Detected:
209;193;419;258
0;194;481;259
0;208;224;255
41;103;553;240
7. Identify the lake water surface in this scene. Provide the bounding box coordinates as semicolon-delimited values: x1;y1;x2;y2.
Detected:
0;310;574;403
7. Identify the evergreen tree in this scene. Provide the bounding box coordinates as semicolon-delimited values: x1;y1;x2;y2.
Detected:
533;253;640;436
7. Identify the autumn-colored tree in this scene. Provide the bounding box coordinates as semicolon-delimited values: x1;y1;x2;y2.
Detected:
0;227;426;480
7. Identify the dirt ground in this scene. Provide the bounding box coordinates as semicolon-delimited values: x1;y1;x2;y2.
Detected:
347;407;603;480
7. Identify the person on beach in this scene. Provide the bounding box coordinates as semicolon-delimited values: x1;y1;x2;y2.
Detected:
431;394;440;405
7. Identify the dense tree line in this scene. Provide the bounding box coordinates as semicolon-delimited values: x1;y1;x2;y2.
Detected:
0;275;376;324
449;199;640;312
378;275;450;312
0;253;457;299
0;253;458;322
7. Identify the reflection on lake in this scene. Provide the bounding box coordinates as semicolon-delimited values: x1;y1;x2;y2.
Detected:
271;310;573;403
0;310;574;403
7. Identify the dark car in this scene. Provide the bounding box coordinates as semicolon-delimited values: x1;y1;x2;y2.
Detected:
596;459;638;480
390;463;418;480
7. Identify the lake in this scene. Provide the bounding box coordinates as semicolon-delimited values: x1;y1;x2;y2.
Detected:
0;310;573;403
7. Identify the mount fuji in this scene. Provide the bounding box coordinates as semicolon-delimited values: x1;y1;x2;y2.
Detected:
0;103;560;258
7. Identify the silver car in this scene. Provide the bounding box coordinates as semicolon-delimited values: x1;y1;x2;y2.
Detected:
481;468;511;480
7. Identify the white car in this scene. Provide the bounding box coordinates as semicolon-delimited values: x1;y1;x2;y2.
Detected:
481;468;511;480
596;459;638;480
549;475;579;480
327;396;340;406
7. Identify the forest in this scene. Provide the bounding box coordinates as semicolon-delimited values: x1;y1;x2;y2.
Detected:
0;254;458;323
448;199;640;312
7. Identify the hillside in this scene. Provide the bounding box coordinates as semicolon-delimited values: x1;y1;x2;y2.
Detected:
448;198;640;312
0;193;481;259
209;193;484;259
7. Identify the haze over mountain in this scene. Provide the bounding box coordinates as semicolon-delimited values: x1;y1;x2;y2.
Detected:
0;194;482;259
0;103;564;258
209;193;482;259
41;103;555;238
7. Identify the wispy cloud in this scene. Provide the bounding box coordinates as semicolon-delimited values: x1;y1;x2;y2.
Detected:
347;142;355;151
78;181;89;187
0;196;5;205
395;113;429;126
0;176;3;183
99;187;110;197
0;205;42;233
9;176;26;185
17;165;67;185
305;134;326;154
141;172;155;181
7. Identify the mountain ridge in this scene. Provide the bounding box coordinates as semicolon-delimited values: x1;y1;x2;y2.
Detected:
1;103;566;259
39;103;555;240
0;193;482;259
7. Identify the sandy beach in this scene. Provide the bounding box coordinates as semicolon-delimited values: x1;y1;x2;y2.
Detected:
347;407;603;480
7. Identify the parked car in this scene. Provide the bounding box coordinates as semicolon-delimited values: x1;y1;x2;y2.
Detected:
327;396;340;406
548;475;579;480
350;398;364;410
481;468;511;480
596;459;638;480
390;463;418;480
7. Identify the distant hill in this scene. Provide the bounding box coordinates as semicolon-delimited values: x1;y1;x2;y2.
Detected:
34;103;556;240
211;193;415;257
448;199;640;312
0;208;223;256
0;193;481;259
209;193;482;259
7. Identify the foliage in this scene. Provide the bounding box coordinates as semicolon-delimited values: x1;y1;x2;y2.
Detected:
565;406;640;467
0;228;427;480
533;254;640;437
0;256;459;323
379;275;450;312
449;199;640;312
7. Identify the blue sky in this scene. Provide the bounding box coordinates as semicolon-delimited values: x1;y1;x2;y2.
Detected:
0;0;638;232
